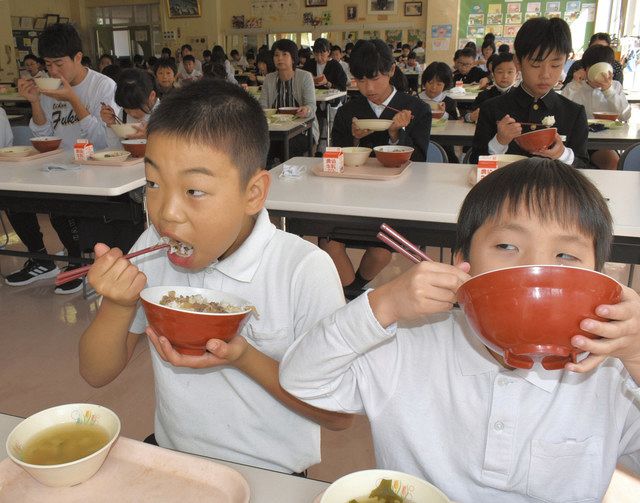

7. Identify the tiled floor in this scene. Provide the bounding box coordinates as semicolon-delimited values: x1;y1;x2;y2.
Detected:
0;214;638;484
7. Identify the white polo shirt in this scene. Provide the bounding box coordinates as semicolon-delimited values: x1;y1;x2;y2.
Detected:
281;292;640;501
563;80;631;121
129;208;345;473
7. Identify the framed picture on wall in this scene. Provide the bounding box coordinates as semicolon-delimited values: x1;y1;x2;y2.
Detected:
167;0;201;18
45;14;59;26
34;18;47;31
305;0;328;6
345;4;358;21
19;17;34;30
59;17;70;24
368;0;397;15
404;2;422;16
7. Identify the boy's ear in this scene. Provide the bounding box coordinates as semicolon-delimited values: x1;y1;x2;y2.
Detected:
244;169;271;215
453;250;466;266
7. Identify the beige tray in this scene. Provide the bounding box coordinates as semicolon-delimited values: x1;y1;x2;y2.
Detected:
0;148;64;163
312;160;409;180
74;155;144;167
0;437;250;502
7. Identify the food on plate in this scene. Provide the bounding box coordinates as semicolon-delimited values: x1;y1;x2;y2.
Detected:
541;115;555;127
347;479;407;503
21;423;110;465
159;290;252;314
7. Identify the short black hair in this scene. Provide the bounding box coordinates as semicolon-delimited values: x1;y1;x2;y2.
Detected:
81;56;92;67
99;54;115;65
203;50;212;58
182;55;195;63
457;48;476;60
408;51;417;59
455;159;612;270
515;17;572;62
349;39;395;79
464;41;477;53
148;56;158;67
313;38;331;53
345;43;355;52
147;79;269;185
453;49;463;61
421;61;453;89
38;23;82;59
491;52;515;71
271;39;299;67
298;47;311;59
402;44;411;50
229;49;239;57
256;51;276;73
590;32;611;46
102;65;121;82
481;40;496;54
161;47;172;56
582;44;615;69
155;59;177;75
498;44;510;54
115;68;157;110
181;44;192;52
23;54;38;64
484;33;496;44
331;45;342;53
416;41;423;47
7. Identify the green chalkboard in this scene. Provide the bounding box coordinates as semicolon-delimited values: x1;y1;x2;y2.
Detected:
458;1;595;52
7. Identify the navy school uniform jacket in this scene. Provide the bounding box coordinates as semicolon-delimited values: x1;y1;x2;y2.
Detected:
332;92;432;162
443;96;459;120
471;85;589;169
453;66;488;84
302;59;348;91
471;86;504;110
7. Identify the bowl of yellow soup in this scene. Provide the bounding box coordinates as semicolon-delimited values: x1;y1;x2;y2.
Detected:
319;469;450;503
6;403;121;487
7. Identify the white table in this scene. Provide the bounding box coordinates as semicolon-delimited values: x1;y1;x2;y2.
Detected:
266;158;640;265
430;118;640;151
0;412;329;503
0;150;146;264
444;91;478;103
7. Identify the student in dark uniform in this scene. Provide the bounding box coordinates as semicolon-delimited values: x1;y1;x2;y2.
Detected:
465;52;518;123
323;39;431;298
419;62;459;162
472;17;589;169
452;48;488;84
303;38;348;91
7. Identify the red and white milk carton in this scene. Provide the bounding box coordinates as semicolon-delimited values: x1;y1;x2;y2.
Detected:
322;147;344;173
476;155;500;183
73;139;94;161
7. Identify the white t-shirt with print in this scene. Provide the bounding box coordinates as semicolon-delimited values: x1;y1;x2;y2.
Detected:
128;208;345;473
30;68;119;150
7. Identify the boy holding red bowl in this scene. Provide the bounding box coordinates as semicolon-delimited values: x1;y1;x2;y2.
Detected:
281;158;640;501
79;79;352;475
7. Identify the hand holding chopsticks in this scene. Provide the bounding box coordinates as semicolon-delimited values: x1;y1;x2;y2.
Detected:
377;223;432;264
100;101;123;125
54;243;170;287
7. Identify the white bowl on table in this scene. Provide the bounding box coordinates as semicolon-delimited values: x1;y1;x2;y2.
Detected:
341;147;372;167
109;123;139;139
5;403;121;487
34;78;61;91
354;119;393;132
319;469;450;503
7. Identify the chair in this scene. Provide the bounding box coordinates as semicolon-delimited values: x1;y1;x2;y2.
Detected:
11;126;33;146
462;147;476;164
427;140;448;163
616;142;639;288
618;142;640;171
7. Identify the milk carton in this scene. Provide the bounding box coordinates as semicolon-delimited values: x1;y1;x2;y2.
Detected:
73;139;94;161
476;155;500;183
322;147;344;173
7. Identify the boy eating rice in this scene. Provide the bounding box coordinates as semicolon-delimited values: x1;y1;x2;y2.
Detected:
79;79;351;474
281;159;640;501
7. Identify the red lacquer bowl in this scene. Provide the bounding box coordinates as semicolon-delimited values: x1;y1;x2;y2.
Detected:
31;136;61;153
140;286;254;355
514;127;557;153
457;265;622;370
373;145;414;167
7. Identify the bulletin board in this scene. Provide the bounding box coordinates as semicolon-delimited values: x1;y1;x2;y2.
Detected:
458;1;596;52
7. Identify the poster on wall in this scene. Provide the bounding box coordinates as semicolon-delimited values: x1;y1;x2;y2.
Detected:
431;24;452;38
507;3;521;13
526;2;541;14
565;0;581;10
506;12;522;23
486;24;503;35
467;25;485;37
582;3;595;21
432;38;450;51
547;11;561;17
545;1;560;11
468;13;485;25
504;24;520;37
488;3;501;13
487;13;503;24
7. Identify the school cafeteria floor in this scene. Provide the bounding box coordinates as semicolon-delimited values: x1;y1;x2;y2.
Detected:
1;215;639;483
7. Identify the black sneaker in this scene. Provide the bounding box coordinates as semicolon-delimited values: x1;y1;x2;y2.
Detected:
54;265;84;295
5;259;59;286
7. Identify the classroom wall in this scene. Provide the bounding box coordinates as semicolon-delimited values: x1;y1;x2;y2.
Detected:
8;0;75;20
